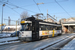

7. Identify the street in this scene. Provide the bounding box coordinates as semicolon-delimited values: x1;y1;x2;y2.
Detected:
0;33;74;50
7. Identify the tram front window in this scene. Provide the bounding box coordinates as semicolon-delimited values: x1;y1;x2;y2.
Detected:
20;23;31;31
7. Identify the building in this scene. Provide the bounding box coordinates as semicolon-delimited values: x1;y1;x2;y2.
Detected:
44;18;55;22
3;25;21;33
59;17;75;33
59;18;66;24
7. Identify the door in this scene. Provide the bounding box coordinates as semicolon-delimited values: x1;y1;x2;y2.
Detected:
35;21;39;40
32;21;39;40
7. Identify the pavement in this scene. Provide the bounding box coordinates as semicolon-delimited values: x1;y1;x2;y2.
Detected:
0;33;75;50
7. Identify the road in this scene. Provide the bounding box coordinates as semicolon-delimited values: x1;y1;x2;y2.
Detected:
0;33;74;50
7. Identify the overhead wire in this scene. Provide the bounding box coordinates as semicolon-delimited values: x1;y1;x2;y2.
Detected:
33;0;41;13
8;3;38;13
0;0;68;7
0;0;68;9
0;1;20;15
7;3;38;13
12;4;35;9
49;11;75;14
0;0;71;17
55;0;72;17
0;1;38;13
44;0;68;4
48;14;57;21
11;0;68;9
6;5;20;15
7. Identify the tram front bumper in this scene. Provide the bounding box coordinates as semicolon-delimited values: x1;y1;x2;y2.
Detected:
19;37;32;41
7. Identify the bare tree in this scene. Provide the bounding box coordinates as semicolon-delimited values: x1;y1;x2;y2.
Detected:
20;11;30;19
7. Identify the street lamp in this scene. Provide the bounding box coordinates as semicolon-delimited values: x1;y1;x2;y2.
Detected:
37;3;44;5
1;4;5;34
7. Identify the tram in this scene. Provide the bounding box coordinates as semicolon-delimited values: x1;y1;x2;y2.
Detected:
19;16;62;41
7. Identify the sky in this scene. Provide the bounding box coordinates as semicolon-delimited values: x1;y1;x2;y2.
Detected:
0;0;75;25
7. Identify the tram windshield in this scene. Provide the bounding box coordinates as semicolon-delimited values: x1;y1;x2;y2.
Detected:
20;23;31;31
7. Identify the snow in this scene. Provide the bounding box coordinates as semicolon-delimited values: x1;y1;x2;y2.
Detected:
0;41;20;45
0;33;11;38
0;37;19;45
61;38;75;50
0;37;18;42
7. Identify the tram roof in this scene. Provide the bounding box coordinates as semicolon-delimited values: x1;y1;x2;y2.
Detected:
21;17;61;25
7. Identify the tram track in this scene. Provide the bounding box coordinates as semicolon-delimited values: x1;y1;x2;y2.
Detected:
34;34;75;50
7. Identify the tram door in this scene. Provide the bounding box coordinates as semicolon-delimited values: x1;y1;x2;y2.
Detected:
32;21;39;40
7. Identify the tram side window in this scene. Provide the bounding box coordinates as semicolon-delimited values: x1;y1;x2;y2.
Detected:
28;24;32;31
40;25;55;30
53;26;57;30
40;25;46;30
50;26;53;30
56;27;61;30
46;25;51;30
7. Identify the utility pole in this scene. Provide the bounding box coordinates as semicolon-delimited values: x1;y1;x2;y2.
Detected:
54;15;56;22
56;17;57;21
47;9;48;22
18;19;20;25
8;17;11;26
16;21;17;36
1;4;5;34
47;14;57;22
4;19;16;25
37;15;39;19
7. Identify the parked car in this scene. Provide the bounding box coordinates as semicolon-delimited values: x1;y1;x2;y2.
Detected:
11;31;19;37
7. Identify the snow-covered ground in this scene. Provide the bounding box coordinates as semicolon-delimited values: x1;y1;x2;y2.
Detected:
0;25;21;45
61;38;75;50
0;33;11;38
0;37;20;45
0;25;21;38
